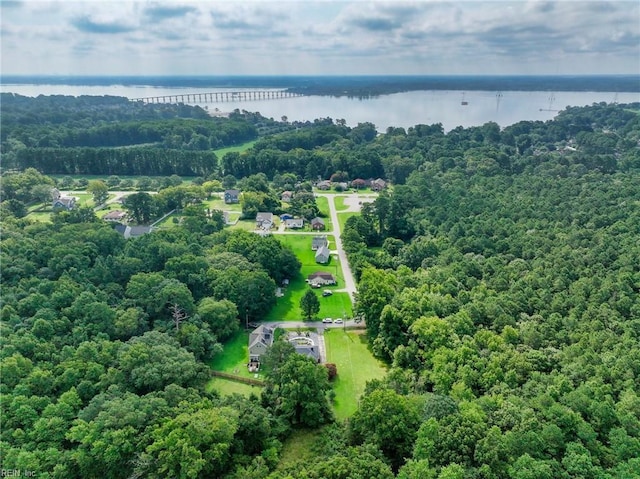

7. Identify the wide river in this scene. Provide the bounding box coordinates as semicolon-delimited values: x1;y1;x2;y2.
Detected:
3;83;639;132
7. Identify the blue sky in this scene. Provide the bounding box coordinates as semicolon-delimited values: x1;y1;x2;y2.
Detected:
1;1;639;76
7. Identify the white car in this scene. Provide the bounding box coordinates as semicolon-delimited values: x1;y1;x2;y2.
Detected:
322;318;333;324
333;318;343;324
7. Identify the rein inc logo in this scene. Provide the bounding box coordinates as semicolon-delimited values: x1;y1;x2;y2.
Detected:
1;470;36;477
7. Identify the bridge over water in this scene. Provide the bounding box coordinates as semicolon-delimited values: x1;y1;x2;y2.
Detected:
131;90;304;104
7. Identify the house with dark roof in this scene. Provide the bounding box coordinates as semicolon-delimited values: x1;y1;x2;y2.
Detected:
311;235;328;251
307;271;336;286
310;217;325;231
315;245;331;264
224;189;240;204
286;332;321;363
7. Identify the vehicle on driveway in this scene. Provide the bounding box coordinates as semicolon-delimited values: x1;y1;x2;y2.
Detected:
322;318;333;323
322;290;333;297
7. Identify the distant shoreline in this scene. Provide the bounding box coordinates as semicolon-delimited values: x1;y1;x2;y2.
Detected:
2;74;639;95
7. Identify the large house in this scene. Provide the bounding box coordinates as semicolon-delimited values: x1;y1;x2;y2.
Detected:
281;191;293;202
51;188;76;210
310;217;325;231
256;212;274;229
311;235;328;251
307;271;336;287
113;224;153;239
371;178;387;191
103;210;127;222
285;331;321;363
284;218;304;229
315;245;331;264
316;180;331;190
224;189;240;204
248;325;275;370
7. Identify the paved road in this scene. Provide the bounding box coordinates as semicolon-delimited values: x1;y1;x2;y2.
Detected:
317;194;357;303
261;320;364;331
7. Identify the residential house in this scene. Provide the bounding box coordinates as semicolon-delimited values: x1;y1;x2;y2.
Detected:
286;332;321;363
307;271;336;286
351;178;367;189
316;180;331;190
281;191;293;202
311;235;328;251
315;245;331;264
248;325;275;370
371;178;387;191
51;188;76;210
256;212;274;229
103;210;127;222
113;224;153;239
310;217;325;231
224;189;240;204
284;218;304;229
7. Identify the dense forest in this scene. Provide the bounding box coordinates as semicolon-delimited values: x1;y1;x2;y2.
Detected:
1;98;640;478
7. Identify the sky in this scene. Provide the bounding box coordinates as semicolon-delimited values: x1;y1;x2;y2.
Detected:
1;0;639;76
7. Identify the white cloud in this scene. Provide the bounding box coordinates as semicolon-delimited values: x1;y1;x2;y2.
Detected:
1;0;638;75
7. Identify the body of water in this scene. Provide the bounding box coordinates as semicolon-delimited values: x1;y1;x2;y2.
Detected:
2;83;638;132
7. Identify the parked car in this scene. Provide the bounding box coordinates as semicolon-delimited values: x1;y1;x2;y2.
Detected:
322;290;333;297
333;318;343;324
322;318;333;323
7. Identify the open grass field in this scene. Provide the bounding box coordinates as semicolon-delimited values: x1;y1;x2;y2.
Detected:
213;140;257;157
205;377;263;397
202;196;243;213
324;330;387;419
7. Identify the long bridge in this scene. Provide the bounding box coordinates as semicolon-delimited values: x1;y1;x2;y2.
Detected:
131;90;304;104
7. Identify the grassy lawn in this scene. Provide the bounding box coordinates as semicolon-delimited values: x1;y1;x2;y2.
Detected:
203;197;243;213
324;330;388;419
153;213;180;229
205;377;263;397
315;196;330;216
207;329;269;381
337;212;357;233
230;219;258;231
213;140;257;157
334;195;349;211
277;428;322;470
26;211;53;223
267;234;350;321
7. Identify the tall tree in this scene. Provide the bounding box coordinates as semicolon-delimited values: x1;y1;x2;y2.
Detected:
87;180;109;205
263;354;333;427
300;289;320;320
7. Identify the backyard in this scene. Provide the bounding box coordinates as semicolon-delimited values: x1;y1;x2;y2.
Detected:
206;327;386;421
324;330;387;419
